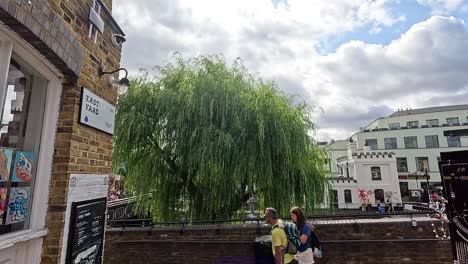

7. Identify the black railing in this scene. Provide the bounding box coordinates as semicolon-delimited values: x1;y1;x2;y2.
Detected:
107;200;439;228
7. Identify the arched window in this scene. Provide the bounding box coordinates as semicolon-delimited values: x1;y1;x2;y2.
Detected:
344;190;352;203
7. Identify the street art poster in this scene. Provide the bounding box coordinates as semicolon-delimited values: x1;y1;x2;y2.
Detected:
0;148;13;182
11;151;34;183
6;187;30;224
0;188;7;225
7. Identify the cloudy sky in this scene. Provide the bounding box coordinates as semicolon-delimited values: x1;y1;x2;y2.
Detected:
112;0;468;141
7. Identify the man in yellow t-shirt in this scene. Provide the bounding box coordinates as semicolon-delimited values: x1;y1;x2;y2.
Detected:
265;207;298;264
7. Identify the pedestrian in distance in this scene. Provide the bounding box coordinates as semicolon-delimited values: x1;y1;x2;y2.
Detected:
290;206;315;264
264;207;299;264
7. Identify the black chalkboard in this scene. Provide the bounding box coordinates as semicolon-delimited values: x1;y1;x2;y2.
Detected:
66;197;107;264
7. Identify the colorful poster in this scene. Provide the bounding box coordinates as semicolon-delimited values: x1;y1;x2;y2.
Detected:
0;188;7;225
11;151;34;182
0;148;13;182
6;187;30;224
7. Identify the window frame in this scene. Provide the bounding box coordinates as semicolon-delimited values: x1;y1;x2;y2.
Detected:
404;136;418;149
344;189;352;203
415;157;429;172
384;137;397;149
0;27;62;238
396;157;408;173
407;121;419;128
425;135;439;148
447;136;461;148
446;117;459;126
365;139;378;150
426;119;439;127
371;166;382;180
388;123;400;130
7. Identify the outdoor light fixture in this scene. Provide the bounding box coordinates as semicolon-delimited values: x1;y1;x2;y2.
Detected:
98;66;130;95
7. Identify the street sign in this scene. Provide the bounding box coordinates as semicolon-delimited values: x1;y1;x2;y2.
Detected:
79;87;115;135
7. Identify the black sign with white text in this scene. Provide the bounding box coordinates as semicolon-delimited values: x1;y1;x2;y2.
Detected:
66;198;107;264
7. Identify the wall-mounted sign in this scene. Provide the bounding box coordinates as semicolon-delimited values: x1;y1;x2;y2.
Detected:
88;0;105;42
66;197;106;264
79;87;115;135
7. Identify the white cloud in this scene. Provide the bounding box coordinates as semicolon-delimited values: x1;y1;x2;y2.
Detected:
113;1;468;141
312;16;468;140
417;0;464;14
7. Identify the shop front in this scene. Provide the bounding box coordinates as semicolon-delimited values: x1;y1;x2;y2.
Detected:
0;0;124;263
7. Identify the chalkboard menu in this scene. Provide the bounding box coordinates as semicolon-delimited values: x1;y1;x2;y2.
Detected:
66;197;107;264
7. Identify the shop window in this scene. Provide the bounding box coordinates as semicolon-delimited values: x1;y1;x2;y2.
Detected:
447;136;461;147
0;57;47;235
425;135;439;148
396;157;408;172
407;121;419;128
404;136;418;149
416;157;429;172
344;190;352;203
426;119;439;127
365;139;378;150
384;137;397;149
371;166;382;180
374;189;385;203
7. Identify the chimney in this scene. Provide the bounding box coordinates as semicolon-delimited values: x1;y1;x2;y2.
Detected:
363;142;371;153
347;138;357;159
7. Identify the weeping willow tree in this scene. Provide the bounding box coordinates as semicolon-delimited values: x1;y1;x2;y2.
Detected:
113;54;330;221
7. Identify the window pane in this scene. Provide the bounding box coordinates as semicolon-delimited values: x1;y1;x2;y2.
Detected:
425;135;439;148
404;136;418;149
446;117;459;126
344;190;352;203
416;157;429;172
0;58;47;235
389;123;400;130
447;136;461;147
365;139;378;150
426;119;439;127
371;166;381;180
407;121;419;128
384;137;397;149
397;157;408;172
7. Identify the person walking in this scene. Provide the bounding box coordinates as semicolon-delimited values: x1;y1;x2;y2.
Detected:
290;207;314;264
264;207;298;264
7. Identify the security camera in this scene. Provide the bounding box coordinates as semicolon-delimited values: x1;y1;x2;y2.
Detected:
112;34;126;46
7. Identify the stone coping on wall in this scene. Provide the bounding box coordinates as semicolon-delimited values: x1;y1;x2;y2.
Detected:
107;215;441;236
0;0;85;79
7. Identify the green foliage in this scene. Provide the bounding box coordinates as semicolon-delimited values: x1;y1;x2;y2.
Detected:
113;54;330;221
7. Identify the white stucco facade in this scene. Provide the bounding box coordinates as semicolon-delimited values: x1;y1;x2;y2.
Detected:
330;141;402;209
325;105;468;202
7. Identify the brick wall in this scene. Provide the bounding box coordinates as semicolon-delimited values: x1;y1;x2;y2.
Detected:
41;0;121;260
104;220;453;264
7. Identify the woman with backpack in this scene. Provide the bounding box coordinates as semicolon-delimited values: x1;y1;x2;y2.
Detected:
290;207;314;264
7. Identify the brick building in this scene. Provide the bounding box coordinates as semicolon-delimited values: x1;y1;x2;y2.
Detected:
0;0;124;263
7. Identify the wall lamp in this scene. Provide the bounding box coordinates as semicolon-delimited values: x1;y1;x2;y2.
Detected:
98;66;130;95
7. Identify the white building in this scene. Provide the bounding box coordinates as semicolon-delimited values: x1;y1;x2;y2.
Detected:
325;104;468;202
330;140;402;209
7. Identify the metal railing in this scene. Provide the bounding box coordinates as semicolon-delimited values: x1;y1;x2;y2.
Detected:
107;200;439;228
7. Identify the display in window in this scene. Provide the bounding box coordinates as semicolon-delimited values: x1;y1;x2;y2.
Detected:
0;187;7;225
6;187;30;224
11;151;34;182
0;148;13;182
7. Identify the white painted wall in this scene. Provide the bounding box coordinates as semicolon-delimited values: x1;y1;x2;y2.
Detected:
59;174;109;264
